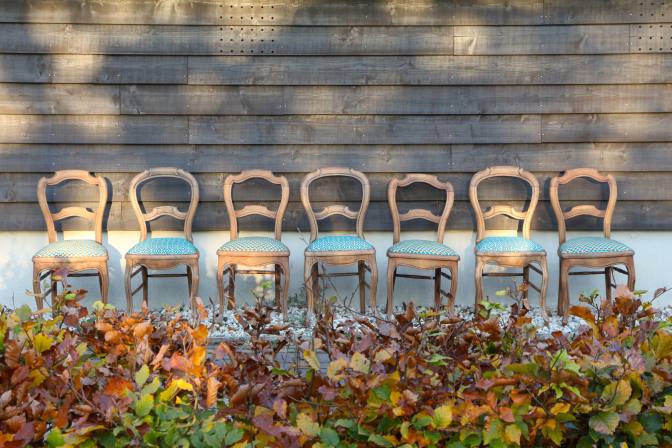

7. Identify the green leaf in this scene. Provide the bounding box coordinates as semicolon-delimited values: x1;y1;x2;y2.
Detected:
224;427;244;446
372;384;391;402
135;364;150;388
134;394;154;417
297;412;320;437
142;376;161;396
16;304;32;322
45;428;65;447
589;411;619;435
433;405;453;429
368;434;393;447
320;427;340;446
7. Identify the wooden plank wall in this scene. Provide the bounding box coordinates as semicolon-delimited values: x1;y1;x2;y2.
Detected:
0;0;671;232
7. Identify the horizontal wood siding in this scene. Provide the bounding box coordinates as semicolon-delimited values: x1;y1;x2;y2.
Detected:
1;0;670;232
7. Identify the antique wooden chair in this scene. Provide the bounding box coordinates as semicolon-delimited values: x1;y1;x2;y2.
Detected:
386;174;459;315
301;167;378;316
217;170;290;320
124;168;200;313
550;168;635;320
469;166;549;318
32;170;109;309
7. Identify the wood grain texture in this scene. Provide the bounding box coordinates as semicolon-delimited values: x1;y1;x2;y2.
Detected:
188;55;672;85
544;0;672;24
120;84;672;115
0;24;454;56
542;113;672;142
0;84;120;114
0;115;188;144
188;115;541;144
0;0;543;26
0;55;187;84
454;25;630;55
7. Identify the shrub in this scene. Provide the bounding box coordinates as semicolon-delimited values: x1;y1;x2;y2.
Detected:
1;284;672;447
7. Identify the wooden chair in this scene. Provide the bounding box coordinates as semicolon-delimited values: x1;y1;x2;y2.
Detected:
301;167;378;316
217;170;290;320
550;168;635;320
469;166;549;318
124;168;200;313
386;174;459;315
32;170;109;309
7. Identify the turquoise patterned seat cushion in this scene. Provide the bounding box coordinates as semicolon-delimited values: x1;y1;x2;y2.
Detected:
388;239;458;258
559;237;633;256
34;239;107;258
306;235;374;253
476;236;544;254
127;237;197;256
218;236;289;254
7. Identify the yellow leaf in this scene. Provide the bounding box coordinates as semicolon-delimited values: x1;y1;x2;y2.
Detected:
349;352;370;374
34;333;54;354
374;349;392;363
303;350;321;370
172;378;194;392
326;358;348;381
550;402;570;415
296;412;320;437
505;424;522;445
433;404;453;429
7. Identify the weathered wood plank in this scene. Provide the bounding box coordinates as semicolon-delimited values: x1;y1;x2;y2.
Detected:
189;115;541;145
188;54;672;85
3;172;670;203
0;84;119;114
2;200;670;231
542;113;672;142
0;24;454;56
454;25;629;55
0;116;188;144
120;84;672;115
544;0;671;24
0;55;187;84
0;0;543;26
1;143;671;173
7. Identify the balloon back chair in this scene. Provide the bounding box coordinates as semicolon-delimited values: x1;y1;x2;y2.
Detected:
469;166;549;318
301;167;378;317
386;174;459;315
550;168;635;321
32;170;109;309
124;168;200;313
217;170;290;320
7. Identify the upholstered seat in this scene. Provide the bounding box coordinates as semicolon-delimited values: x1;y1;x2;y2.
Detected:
305;235;374;253
34;239;107;258
217;236;289;255
476;236;545;254
388;239;458;258
127;237;198;256
559;236;633;256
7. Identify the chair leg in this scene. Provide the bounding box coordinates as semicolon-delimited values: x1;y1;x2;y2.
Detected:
448;262;458;314
386;259;396;315
522;265;530;300
216;258;226;320
51;275;58;303
227;265;236;310
625;257;636;291
304;259;315;319
274;265;282;308
311;263;320;306
98;263;109;304
474;258;485;312
33;266;43;310
141;266;149;308
280;259;290;321
368;255;378;313
604;266;612;301
559;259;570;322
188;262;200;312
538;258;549;322
358;260;366;313
434;268;441;310
124;261;134;313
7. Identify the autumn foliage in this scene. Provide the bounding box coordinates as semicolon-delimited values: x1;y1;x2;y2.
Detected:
2;285;672;447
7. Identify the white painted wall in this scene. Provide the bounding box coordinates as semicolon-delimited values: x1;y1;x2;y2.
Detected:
0;230;665;311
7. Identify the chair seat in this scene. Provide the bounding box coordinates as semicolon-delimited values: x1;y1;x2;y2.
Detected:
218;236;289;255
476;236;545;255
388;239;458;258
127;237;198;256
559;236;633;256
34;239;107;258
306;235;374;254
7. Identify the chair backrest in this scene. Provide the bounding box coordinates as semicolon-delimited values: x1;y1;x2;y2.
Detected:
469;166;539;243
388;174;454;245
300;167;370;242
129;167;199;242
37;170;108;244
549;167;617;244
224;170;289;241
